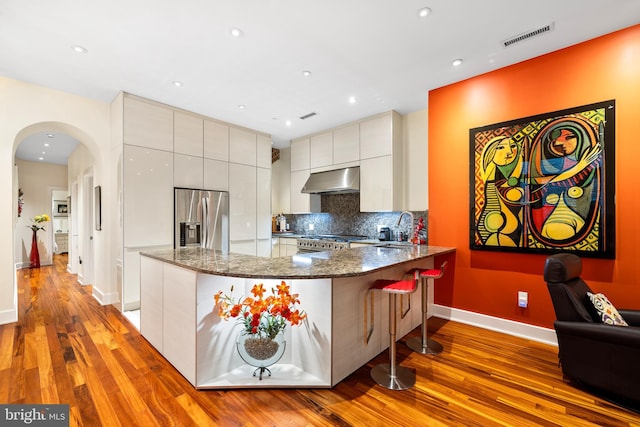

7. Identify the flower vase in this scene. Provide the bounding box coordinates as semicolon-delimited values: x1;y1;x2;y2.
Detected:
30;229;40;268
236;332;286;380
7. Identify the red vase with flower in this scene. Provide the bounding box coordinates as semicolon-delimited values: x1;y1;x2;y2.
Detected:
30;229;40;268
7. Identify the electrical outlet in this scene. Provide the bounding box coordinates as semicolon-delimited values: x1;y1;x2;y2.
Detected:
518;291;528;308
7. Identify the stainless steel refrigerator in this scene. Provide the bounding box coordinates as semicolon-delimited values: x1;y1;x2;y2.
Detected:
174;187;229;253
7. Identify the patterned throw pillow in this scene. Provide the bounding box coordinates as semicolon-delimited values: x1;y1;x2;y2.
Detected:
586;292;629;326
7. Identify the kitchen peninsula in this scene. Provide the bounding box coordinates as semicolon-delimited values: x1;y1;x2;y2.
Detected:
139;244;454;389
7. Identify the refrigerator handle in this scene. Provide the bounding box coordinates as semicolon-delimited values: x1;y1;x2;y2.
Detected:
201;194;209;248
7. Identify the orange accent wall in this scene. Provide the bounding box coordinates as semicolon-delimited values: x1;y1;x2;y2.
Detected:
428;25;640;328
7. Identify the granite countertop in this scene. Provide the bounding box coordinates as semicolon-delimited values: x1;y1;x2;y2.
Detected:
140;245;455;279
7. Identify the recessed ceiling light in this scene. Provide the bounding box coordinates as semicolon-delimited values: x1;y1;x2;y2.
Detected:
38;157;44;161
417;7;432;18
230;27;243;37
47;134;54;138
238;104;245;110
42;151;46;155
44;143;50;147
452;58;464;67
348;96;357;104
71;45;88;54
285;120;292;127
172;81;183;87
302;70;312;77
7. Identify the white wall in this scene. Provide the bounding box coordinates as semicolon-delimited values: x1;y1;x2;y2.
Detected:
1;76;115;324
402;109;428;211
14;159;68;267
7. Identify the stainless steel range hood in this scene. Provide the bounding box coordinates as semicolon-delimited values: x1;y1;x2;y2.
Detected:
301;166;360;194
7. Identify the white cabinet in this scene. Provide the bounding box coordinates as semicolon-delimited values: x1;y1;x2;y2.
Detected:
204;158;229;191
163;263;197;385
359;111;403;212
229;163;257;246
290;138;310;171
280;237;298;256
123;96;173;151
360;156;393;212
141;257;197;384
256;239;272;258
123;145;173;247
310;132;333;169
360;112;394;159
271;237;280;258
174;153;203;189
229;127;257;166
290;170;320;213
333;124;359;165
174;111;203;156
256;168;272;239
204;120;229;161
140;256;164;351
257;134;272;169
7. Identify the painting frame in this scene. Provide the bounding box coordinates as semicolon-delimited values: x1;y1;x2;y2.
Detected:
469;100;616;259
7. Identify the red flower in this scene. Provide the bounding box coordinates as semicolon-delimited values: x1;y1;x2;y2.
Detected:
214;281;306;339
251;283;265;298
229;304;242;317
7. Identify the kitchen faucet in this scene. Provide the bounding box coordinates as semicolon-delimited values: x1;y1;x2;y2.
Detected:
397;211;414;240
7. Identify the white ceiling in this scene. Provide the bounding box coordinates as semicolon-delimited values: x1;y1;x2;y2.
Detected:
5;0;640;164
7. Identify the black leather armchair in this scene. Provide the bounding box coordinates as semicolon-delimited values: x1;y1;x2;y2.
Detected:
544;253;640;409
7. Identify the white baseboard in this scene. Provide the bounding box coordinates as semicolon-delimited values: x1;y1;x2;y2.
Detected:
91;286;120;306
0;308;17;325
433;304;558;347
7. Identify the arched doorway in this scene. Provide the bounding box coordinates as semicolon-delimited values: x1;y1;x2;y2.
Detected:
13;122;97;288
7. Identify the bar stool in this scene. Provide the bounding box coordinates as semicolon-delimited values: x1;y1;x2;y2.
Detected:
368;270;420;390
406;261;448;355
405;261;448;355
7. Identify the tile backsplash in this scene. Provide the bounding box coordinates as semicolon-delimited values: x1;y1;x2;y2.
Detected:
281;193;427;241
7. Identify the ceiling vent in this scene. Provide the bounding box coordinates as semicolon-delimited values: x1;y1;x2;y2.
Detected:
299;112;317;120
503;23;553;47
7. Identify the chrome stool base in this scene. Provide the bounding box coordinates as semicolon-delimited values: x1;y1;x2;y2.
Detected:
406;336;443;355
370;363;416;390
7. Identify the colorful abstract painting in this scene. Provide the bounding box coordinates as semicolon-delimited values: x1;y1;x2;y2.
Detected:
470;100;615;258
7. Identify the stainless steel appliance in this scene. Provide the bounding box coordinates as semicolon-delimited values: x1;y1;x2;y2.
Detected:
174;187;229;253
296;234;367;253
379;227;391;241
301;167;360;194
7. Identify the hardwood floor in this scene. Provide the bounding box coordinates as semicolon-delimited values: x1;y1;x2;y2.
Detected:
1;254;639;426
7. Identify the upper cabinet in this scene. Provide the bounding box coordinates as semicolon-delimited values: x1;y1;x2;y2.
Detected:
229;127;257;166
290;138;310;172
285;110;403;213
333;124;359;165
360;113;394;159
359;111;403;212
256;134;272;169
204;120;229;162
174;111;203;157
309;132;333;169
123;96;173;151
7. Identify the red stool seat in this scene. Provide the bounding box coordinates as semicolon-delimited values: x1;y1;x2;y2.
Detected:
369;278;417;293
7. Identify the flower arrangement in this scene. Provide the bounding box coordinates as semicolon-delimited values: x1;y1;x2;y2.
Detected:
214;281;306;340
28;214;50;232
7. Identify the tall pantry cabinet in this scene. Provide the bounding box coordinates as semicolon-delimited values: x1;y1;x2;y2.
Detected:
117;93;272;313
